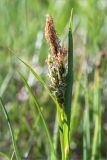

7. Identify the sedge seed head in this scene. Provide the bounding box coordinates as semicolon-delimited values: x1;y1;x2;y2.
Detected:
45;15;67;104
45;15;67;63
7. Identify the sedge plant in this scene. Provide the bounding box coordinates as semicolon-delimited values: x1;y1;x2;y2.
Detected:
1;11;73;160
45;10;73;160
0;1;106;159
19;12;73;159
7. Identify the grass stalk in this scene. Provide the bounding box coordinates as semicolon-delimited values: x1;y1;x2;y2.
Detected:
59;108;65;160
53;113;58;155
83;77;90;160
51;113;58;160
91;71;102;160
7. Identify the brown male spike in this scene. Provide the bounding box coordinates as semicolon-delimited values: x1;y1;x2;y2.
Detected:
45;15;67;63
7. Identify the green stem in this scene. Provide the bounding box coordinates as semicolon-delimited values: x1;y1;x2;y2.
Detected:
91;71;101;160
58;107;65;160
51;113;58;160
83;78;90;160
60;129;65;160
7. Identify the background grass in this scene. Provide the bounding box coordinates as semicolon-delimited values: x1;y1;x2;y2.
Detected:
0;0;107;159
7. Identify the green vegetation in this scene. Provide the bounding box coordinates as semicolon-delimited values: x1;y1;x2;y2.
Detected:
0;0;107;160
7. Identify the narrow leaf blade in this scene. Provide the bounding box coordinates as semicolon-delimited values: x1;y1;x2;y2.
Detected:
0;98;21;160
18;71;56;158
64;10;73;126
17;57;60;112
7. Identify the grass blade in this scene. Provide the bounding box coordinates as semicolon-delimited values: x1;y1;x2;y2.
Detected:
8;48;57;106
63;9;73;159
0;97;21;160
0;71;14;97
10;151;15;160
18;71;56;158
0;152;10;160
64;8;73;128
91;71;102;160
15;55;61;112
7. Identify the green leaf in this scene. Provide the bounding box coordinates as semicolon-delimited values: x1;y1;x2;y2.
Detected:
18;71;56;158
70;8;73;31
0;152;10;160
0;98;21;160
17;57;61;112
63;9;73;159
64;9;73;127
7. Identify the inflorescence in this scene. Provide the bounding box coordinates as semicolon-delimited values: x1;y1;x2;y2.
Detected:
45;15;67;104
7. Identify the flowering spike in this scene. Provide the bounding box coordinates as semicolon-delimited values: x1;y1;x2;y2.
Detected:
45;15;67;104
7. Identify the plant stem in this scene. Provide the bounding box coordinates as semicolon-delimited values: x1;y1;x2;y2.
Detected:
58;106;65;160
83;77;90;160
91;71;102;160
51;113;58;160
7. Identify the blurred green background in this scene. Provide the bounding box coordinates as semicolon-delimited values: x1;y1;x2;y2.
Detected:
0;0;107;159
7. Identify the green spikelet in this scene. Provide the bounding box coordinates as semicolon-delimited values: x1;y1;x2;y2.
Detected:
47;54;67;104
